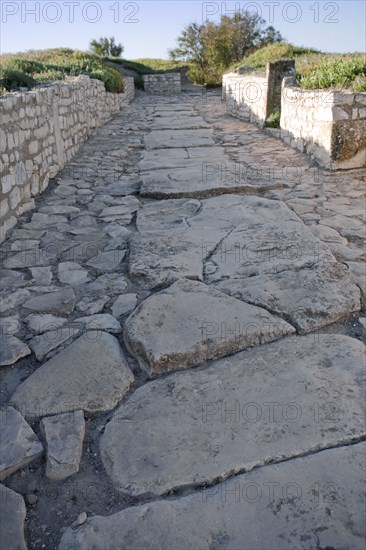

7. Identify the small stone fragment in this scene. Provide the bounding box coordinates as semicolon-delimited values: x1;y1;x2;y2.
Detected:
111;294;137;318
0;406;43;480
73;314;121;333
40;410;85;481
0;485;27;550
0;336;31;366
22;289;76;315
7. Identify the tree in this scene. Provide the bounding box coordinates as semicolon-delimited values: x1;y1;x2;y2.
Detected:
90;37;123;57
169;11;283;85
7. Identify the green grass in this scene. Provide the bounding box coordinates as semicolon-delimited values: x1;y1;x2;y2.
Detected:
0;49;125;93
230;43;366;91
0;49;190;94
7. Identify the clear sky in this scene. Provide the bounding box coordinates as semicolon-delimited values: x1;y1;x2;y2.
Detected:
1;1;365;58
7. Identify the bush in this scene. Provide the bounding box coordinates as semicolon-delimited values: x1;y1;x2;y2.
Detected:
297;57;366;91
265;111;281;128
0;68;36;91
88;67;124;93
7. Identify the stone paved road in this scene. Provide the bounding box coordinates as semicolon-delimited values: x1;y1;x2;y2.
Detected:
1;89;365;549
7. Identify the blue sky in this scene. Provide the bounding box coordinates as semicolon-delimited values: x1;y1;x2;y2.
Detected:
1;1;365;58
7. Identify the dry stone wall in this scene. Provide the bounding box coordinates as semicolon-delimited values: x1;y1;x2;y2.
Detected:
143;73;181;95
281;77;366;169
0;75;135;242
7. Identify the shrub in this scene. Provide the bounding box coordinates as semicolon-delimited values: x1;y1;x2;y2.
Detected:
88;67;124;93
298;57;366;91
0;68;36;91
265;111;281;128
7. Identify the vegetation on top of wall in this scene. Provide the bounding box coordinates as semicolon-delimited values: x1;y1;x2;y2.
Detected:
0;49;125;94
231;42;366;91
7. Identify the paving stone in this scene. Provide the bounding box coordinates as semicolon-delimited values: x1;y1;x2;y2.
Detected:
136;199;201;232
0;336;31;366
73;314;121;333
85;274;128;294
143;129;215;150
359;317;366;329
0;406;43;480
0;289;31;314
86;250;126;272
25;314;67;334
98;196;140;224
111;294;137;318
0;315;21;336
22;289;76;315
347;261;366;294
129;228;228;288
101;334;365;496
140;164;283;199
11;332;134;418
62;442;366;550
40;410;85;481
0;485;27;550
0;269;26;289
29;327;80;361
217;262;361;333
124;279;294;376
58;262;91;285
30;266;52;286
76;296;109;315
2;249;53;268
151;115;210;130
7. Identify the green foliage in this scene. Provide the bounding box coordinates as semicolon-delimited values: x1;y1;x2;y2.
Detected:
233;43;320;70
90;37;123;57
297;56;366;91
0;68;36;91
170;11;283;85
0;49;125;93
265;111;281;128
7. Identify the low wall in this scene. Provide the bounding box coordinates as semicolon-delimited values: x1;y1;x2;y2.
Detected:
223;60;295;126
0;75;135;242
143;73;181;95
281;77;366;169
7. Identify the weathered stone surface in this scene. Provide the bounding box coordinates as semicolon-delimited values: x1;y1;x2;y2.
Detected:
140;164;282;199
30;266;52;286
73;314;121;333
98;196;140;224
0;485;27;550
63;442;366;550
144;129;214;150
76;296;109;315
0;269;26;289
22;289;76;315
11;332;134;418
0;289;31;314
0;406;43;480
111;294;137;318
40;410;85;481
86;250;126;272
58;262;91;285
129;228;228;288
25;314;67;334
136;198;201;232
151;115;210;130
347;261;366;294
29;327;79;361
101;335;365;496
124;279;294;376
219;262;361;333
0;315;21;336
0;336;31;366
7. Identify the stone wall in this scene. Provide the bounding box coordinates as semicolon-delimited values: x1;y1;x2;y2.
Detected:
281;77;366;169
143;73;181;95
0;75;135;242
223;60;295;126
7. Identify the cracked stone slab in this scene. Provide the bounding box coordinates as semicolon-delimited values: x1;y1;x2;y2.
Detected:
63;442;366;550
111;294;137;318
138;146;226;171
101;335;365;496
0;406;43;480
136;199;201;232
0;336;31;366
29;327;80;361
0;289;31;314
10;332;134;418
205;219;335;284
123;279;294;376
40;410;85;481
58;262;91;285
219;262;361;333
0;485;27;550
143;129;215;150
129;227;228;289
98;196;140;224
140;164;283;199
22;289;76;315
